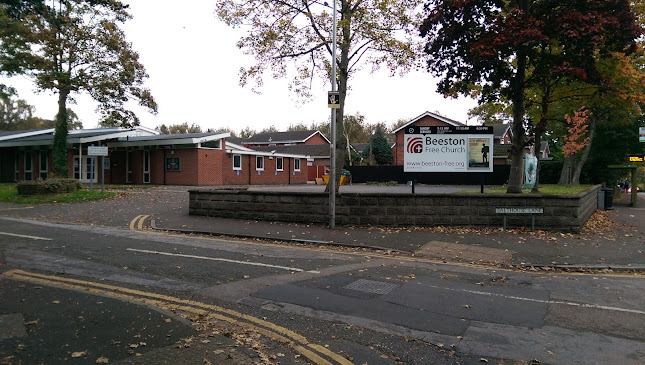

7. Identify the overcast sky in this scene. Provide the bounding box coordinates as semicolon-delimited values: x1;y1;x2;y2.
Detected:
2;0;479;133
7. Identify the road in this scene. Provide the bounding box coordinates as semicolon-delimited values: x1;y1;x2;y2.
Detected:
1;215;644;364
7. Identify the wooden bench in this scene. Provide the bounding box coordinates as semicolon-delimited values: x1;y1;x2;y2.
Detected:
496;207;544;231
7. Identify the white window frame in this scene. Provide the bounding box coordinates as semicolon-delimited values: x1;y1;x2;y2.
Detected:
256;156;264;171
233;154;242;170
73;156;98;183
276;156;284;171
294;158;301;172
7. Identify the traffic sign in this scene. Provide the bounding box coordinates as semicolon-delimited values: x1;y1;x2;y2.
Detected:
328;91;340;109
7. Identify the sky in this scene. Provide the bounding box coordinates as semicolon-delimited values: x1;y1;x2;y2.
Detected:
2;0;479;133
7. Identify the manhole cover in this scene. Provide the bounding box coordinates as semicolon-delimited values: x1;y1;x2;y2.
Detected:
344;279;399;295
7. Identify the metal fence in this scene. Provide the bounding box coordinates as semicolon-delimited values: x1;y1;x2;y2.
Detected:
346;165;512;185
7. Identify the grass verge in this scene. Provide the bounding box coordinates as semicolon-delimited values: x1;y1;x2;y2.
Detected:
0;183;116;204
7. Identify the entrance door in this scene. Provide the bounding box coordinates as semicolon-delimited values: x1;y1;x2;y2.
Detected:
73;156;97;183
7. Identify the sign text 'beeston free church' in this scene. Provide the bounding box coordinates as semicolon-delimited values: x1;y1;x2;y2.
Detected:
404;126;494;173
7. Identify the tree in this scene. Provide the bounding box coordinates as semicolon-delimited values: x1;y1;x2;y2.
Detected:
342;113;369;166
0;89;82;130
362;126;393;165
0;0;157;176
238;126;256;139
420;0;641;193
217;0;423;189
155;122;203;135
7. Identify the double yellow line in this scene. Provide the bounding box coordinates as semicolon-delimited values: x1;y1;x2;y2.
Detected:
129;215;150;231
2;270;351;365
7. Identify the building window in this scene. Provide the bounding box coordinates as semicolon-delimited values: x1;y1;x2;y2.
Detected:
143;151;151;183
276;157;283;171
14;153;19;181
39;151;48;180
256;156;264;171
294;158;301;172
24;151;33;181
233;154;242;170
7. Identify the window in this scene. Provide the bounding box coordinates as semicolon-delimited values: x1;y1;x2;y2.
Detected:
256;156;264;171
143;151;151;183
276;157;283;171
294;158;301;172
24;151;33;181
14;153;19;181
39;151;48;180
233;154;242;170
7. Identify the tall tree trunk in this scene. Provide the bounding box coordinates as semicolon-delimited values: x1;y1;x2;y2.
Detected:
506;50;528;193
558;156;576;185
52;88;69;177
571;113;597;185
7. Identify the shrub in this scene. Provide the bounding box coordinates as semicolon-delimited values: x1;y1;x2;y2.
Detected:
16;179;82;196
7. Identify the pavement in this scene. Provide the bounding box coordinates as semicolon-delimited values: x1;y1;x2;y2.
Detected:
149;185;645;272
1;184;644;272
1;184;644;364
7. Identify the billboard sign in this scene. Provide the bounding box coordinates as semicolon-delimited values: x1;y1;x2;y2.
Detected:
404;126;493;172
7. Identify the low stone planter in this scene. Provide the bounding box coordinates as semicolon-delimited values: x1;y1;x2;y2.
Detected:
188;185;601;232
16;179;82;196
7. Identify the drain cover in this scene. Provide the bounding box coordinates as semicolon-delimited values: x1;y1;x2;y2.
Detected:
344;279;399;295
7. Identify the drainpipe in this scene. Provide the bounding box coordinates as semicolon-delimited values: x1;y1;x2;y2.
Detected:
288;157;291;185
248;154;251;185
163;149;167;185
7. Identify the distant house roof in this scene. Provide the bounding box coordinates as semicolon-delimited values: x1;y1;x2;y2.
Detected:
251;144;330;158
352;143;369;154
493;144;512;157
490;124;511;138
243;130;329;145
392;111;465;134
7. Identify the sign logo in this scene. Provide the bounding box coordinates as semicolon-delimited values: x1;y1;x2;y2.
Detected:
406;137;423;154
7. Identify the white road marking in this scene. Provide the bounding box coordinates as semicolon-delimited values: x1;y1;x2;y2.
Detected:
423;283;645;315
0;232;52;241
126;248;320;274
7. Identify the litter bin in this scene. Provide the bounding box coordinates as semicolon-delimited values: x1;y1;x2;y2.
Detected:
601;188;614;210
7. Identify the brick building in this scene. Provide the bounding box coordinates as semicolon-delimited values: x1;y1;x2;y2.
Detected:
0;128;312;185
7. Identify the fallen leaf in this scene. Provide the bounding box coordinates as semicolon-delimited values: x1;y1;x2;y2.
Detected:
71;351;87;358
95;357;109;364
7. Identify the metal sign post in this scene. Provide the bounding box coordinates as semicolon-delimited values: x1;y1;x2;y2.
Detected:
88;146;108;193
328;0;338;229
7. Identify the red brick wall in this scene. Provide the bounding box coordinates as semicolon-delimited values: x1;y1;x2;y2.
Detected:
305;133;329;145
394;116;457;166
197;149;224;185
222;153;252;185
221;153;307;185
160;149;198;185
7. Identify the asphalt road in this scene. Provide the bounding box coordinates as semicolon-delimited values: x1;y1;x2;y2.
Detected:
1;215;645;364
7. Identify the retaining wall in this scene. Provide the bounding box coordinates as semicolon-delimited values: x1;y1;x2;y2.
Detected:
188;185;601;232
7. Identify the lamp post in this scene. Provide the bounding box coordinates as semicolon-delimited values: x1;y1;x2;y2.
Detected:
329;0;337;229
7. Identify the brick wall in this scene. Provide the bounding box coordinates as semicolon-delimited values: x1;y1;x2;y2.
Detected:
189;185;601;232
305;133;329;145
